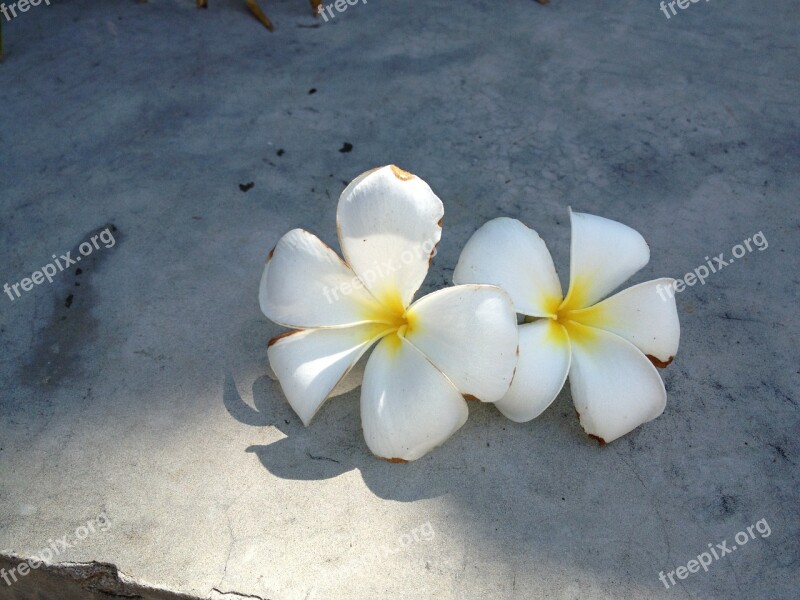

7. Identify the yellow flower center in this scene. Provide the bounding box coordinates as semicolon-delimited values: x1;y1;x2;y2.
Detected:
524;281;601;344
359;286;417;352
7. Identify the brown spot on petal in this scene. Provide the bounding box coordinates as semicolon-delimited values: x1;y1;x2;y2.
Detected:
428;242;440;266
298;227;351;270
389;165;415;181
507;345;520;384
316;232;352;269
587;433;607;446
437;217;444;228
575;409;607;446
268;330;301;347
647;354;674;368
386;457;409;464
267;245;276;261
463;394;480;402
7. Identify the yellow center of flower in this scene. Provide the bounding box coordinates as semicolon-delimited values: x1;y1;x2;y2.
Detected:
524;280;602;344
359;286;417;352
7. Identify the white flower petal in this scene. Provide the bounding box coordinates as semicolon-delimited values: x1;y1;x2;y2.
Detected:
404;285;519;402
453;217;563;317
361;336;468;461
268;324;389;426
495;320;571;422
260;229;393;329
337;166;443;311
565;321;667;443
328;353;367;397
258;253;272;318
564;278;680;366
562;210;650;310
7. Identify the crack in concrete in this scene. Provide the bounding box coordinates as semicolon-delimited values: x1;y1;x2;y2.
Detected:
210;587;270;600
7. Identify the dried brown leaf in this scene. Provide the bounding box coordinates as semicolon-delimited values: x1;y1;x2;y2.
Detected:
246;0;274;31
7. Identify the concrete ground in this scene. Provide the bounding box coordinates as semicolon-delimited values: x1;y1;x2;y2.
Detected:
1;0;798;598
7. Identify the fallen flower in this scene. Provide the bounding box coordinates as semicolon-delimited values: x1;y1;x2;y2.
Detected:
259;166;518;461
453;211;680;443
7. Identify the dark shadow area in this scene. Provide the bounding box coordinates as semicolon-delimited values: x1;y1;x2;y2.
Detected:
16;224;119;389
227;372;459;500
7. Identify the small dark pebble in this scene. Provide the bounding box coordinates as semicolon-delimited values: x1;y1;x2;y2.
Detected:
277;149;285;157
239;182;255;192
339;142;353;153
308;88;317;94
65;294;74;308
75;268;82;275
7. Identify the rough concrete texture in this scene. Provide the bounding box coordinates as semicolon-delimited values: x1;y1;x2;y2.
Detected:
1;0;798;599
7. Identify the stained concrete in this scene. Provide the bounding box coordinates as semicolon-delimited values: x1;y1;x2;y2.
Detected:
0;0;798;598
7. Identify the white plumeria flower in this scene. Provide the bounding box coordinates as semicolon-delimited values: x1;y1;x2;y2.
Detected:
453;211;680;444
259;166;519;462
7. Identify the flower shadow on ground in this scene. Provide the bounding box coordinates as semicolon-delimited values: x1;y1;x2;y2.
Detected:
225;371;481;501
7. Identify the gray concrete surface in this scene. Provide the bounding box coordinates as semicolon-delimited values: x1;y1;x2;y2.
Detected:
1;0;798;598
